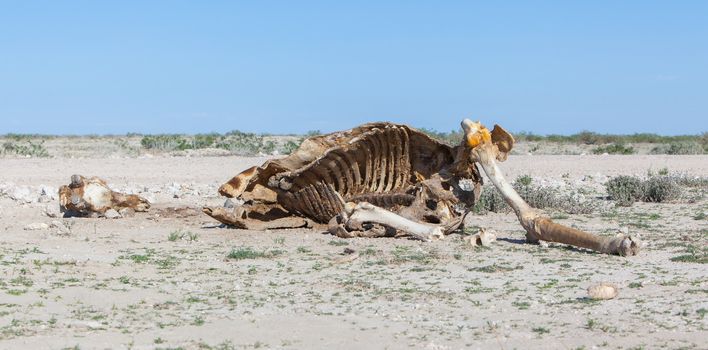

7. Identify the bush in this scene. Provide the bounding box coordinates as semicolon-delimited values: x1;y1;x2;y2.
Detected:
643;176;681;202
666;142;704;155
472;186;510;214
1;140;50;158
140;131;282;155
215;131;269;155
140;135;191;150
592;143;635;155
605;174;683;205
280;139;303;155
605;176;645;206
473;175;599;214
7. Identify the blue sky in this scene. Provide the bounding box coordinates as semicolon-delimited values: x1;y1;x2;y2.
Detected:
1;1;706;135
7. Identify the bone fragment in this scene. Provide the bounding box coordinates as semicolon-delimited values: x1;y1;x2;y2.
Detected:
464;228;497;247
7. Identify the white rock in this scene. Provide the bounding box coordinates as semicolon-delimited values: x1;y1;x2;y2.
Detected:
104;209;122;219
10;186;33;203
39;185;58;200
42;205;61;218
142;194;156;204
24;222;49;231
167;182;181;198
587;283;618;300
50;220;70;234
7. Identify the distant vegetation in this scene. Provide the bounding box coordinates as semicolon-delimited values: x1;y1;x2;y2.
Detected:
605;170;707;206
0;139;50;158
418;128;707;154
1;128;706;157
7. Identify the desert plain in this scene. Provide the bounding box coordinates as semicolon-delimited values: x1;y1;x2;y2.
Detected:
0;139;706;350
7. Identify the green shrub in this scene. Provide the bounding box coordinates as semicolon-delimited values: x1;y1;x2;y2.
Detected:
605;176;645;206
473;186;510;214
140;135;191;150
1;140;50;158
666;141;704;155
280;139;303;155
592;143;635;155
473;175;598;214
643;176;681;202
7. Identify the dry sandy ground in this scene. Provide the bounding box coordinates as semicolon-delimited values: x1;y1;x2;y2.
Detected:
0;155;706;350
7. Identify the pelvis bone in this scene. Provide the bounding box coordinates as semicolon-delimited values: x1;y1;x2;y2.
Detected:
204;121;640;256
59;175;150;216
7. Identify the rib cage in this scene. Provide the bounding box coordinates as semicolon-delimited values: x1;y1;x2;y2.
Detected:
279;125;414;223
218;122;462;224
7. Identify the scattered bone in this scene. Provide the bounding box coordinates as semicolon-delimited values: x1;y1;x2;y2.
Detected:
587;283;619;300
464;228;497;247
24;222;49;231
58;175;150;217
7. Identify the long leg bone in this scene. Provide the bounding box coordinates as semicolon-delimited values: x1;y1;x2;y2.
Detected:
464;120;640;256
336;202;444;241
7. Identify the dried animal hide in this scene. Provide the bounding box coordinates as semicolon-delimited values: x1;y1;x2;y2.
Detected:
59;175;150;216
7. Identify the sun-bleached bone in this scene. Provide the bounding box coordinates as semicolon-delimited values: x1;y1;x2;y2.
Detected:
464;228;497;247
336;202;444;241
59;175;150;216
464;119;640;256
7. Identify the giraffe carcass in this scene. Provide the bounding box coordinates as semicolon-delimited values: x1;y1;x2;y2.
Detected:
204;120;640;256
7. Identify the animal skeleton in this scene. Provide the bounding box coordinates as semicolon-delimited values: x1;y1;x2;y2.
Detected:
204;120;640;256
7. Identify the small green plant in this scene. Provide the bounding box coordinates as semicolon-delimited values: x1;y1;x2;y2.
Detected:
167;231;182;241
226;247;268;260
532;326;550;335
513;301;530;310
167;229;198;242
